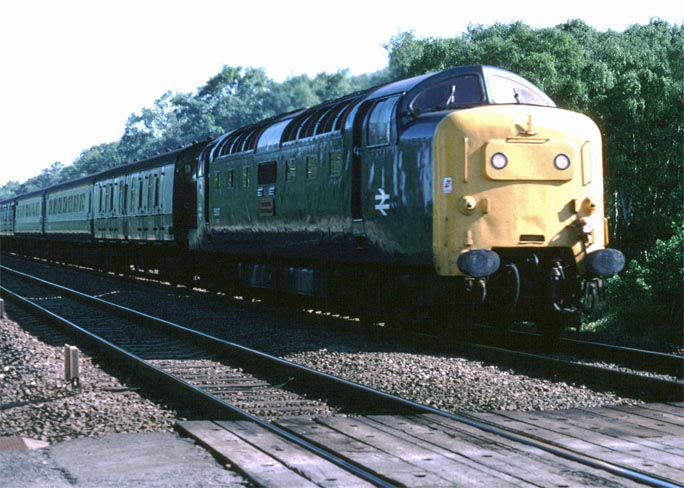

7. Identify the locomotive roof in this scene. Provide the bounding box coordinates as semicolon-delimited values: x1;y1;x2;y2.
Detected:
206;64;554;161
0;65;554;206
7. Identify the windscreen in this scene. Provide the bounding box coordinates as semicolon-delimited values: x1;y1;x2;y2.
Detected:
409;75;484;114
486;74;555;106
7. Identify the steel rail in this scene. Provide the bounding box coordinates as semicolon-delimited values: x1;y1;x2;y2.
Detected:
560;336;683;378
1;264;680;488
0;274;396;487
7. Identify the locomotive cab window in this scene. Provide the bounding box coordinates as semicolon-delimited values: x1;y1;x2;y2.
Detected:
487;74;555;106
366;96;399;147
409;75;483;115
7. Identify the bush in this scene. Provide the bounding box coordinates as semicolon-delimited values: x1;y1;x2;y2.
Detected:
602;223;683;343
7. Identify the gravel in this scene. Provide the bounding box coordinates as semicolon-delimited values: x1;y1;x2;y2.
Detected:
1;301;641;446
283;347;640;412
0;316;181;444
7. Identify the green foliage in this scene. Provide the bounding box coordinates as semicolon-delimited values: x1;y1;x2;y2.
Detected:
0;162;66;197
603;222;683;342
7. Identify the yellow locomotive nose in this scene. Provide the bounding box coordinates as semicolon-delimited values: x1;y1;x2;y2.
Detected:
433;104;608;277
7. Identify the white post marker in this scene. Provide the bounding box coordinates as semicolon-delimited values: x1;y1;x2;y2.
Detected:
64;344;80;387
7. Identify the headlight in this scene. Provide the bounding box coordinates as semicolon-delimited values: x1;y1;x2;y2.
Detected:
491;153;508;170
554;154;571;170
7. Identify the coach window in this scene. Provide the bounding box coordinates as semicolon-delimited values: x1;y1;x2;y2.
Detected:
130;179;137;211
366;96;398;147
138;179;144;210
147;176;154;210
154;175;160;208
103;186;110;212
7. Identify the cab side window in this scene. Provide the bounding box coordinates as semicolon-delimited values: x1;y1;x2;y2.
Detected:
366;97;399;147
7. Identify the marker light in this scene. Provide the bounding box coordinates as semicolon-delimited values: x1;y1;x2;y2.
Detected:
457;249;501;278
585;249;626;276
491;153;508;170
554;154;571;170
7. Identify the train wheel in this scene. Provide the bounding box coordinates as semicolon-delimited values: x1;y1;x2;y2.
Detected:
483;263;520;334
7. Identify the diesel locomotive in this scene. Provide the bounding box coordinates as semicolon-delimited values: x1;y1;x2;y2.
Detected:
0;65;625;336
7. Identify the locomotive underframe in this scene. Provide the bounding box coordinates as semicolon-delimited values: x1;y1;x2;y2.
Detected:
3;233;599;338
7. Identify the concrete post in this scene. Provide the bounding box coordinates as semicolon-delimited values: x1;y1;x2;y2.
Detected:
64;344;80;387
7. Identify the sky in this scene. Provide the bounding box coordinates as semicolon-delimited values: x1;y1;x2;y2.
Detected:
0;0;680;186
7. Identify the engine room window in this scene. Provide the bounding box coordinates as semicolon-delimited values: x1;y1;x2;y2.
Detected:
285;160;296;182
214;170;222;190
306;155;318;180
227;169;235;189
243;166;251;188
329;151;342;178
257;161;277;185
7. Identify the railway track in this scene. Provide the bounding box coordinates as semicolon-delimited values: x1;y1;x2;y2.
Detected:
1;264;682;487
465;324;683;378
2;255;682;401
453;331;684;401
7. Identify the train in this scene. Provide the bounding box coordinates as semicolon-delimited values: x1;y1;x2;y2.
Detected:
0;65;625;337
